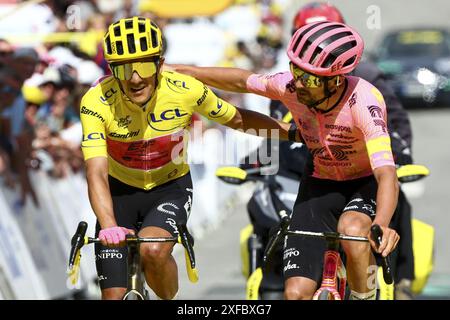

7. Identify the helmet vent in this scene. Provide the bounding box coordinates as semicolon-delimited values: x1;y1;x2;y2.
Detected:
140;37;148;51
114;25;121;37
300;25;343;59
116;41;124;55
310;46;323;64
318;31;352;49
125;20;133;29
343;55;357;67
150;29;158;48
105;35;112;54
138;22;146;33
292;21;327;53
127;34;136;54
321;40;356;67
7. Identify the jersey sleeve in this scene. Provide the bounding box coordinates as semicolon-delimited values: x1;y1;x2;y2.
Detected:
191;80;237;125
352;83;395;170
79;92;108;160
246;72;291;100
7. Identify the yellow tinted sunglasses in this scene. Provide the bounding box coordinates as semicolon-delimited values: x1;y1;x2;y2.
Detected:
111;61;159;80
289;63;323;88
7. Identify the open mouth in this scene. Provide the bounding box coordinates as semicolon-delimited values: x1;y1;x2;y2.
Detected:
130;86;145;94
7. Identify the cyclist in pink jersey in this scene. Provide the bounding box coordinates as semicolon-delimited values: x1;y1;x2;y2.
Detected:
169;21;400;300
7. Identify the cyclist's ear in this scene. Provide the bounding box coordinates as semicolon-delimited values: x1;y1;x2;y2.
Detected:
158;57;165;72
326;76;343;90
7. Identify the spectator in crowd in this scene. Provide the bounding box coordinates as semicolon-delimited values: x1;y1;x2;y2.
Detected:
1;47;40;206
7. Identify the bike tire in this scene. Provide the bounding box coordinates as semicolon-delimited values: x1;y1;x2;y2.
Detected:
318;289;333;300
122;290;145;300
260;291;284;300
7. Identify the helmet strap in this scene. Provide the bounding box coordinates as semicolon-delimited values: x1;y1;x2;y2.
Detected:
307;76;341;110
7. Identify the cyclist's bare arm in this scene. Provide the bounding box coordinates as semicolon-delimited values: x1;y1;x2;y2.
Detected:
224;106;301;142
371;165;400;256
85;157;117;229
168;64;253;93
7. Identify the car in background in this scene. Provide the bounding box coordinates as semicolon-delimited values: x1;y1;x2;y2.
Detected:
371;27;450;108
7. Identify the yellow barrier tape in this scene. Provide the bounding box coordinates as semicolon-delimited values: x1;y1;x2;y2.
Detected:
139;0;234;18
5;31;104;57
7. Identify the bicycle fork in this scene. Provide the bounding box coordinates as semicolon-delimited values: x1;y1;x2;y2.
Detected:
122;238;146;300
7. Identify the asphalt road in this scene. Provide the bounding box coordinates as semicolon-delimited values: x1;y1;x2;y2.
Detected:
176;108;450;300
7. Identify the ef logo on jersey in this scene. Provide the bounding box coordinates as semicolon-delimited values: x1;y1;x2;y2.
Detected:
147;108;189;131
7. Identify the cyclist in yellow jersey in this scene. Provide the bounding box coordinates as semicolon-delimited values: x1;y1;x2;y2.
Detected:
80;16;297;300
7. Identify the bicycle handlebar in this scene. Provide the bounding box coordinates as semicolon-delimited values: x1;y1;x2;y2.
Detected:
262;211;393;285
371;224;393;285
68;221;198;283
68;221;88;270
85;236;178;244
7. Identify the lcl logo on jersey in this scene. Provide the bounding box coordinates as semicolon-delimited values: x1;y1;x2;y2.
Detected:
147;108;189;131
208;99;228;118
99;88;118;105
166;78;190;93
82;132;106;142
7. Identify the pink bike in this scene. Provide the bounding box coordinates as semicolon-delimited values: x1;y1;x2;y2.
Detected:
263;211;393;300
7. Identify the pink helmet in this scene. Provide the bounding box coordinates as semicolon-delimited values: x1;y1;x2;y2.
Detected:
287;21;364;76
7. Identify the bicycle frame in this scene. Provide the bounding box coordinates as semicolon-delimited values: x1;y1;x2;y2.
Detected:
123;236;145;300
120;235;178;300
312;236;346;300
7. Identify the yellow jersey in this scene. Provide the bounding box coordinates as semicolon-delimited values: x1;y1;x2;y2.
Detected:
80;71;237;190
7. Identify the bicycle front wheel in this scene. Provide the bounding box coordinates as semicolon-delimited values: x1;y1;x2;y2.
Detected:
122;290;146;300
318;289;334;300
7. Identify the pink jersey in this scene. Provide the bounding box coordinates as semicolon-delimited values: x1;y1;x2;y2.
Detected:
247;72;395;181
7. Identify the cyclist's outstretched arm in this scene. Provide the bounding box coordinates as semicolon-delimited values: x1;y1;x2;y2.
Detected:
224;107;301;142
168;64;253;93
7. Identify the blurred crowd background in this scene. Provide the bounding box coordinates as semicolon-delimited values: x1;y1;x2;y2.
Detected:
0;0;294;208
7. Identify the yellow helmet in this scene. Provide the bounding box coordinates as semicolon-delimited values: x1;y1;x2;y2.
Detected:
103;17;163;63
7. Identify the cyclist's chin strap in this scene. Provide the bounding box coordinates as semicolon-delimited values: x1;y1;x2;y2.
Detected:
306;76;341;109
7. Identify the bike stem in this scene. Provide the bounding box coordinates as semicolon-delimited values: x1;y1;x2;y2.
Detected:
127;235;144;294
